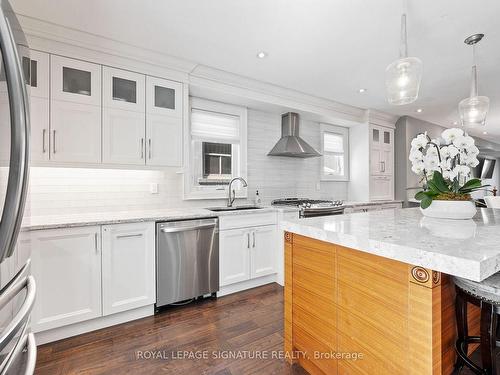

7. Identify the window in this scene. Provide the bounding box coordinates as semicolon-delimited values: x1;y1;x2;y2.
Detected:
184;98;247;199
321;124;349;181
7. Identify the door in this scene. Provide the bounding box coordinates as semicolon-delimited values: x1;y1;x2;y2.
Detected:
146;114;182;166
370;175;394;201
219;228;250;286
380;128;393;175
29;50;49;162
30;226;102;332
145;75;183;166
50;55;101;163
103;66;145;111
103;108;145;165
102;222;155;316
50;100;101;163
250;225;277;278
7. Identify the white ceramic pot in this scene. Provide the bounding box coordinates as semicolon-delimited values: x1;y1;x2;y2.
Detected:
420;200;477;220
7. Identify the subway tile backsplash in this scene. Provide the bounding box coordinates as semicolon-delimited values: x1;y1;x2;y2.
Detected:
1;109;347;217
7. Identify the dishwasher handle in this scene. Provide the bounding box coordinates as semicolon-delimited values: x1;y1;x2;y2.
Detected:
160;223;217;233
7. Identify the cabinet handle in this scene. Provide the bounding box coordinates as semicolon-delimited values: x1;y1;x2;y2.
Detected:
140;138;144;159
116;233;143;239
42;129;46;153
148;138;152;159
94;233;98;253
52;130;56;154
252;232;256;248
247;233;250;249
381;161;385;172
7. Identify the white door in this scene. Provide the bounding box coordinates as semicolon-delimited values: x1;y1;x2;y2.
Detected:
102;222;155;316
29;50;50;162
380;128;393;176
146;76;182;118
219;228;250;286
30;226;102;332
370;175;394;201
50;55;101;106
250;225;277;279
103;108;145;165
146;114;182;166
50;100;101;163
102;67;145;111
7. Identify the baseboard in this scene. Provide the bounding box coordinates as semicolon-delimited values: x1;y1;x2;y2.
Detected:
218;274;277;297
35;305;154;345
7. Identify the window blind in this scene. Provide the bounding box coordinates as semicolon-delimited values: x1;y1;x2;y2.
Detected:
324;132;344;153
191;109;240;142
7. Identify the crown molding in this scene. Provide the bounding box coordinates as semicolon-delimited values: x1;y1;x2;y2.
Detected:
366;109;399;129
17;14;196;82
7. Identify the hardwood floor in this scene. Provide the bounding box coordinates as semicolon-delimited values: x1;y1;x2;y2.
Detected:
35;283;307;375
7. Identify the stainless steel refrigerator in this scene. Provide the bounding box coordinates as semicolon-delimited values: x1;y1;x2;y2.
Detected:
0;0;36;373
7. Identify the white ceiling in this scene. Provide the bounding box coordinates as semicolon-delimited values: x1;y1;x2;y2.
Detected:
12;0;500;140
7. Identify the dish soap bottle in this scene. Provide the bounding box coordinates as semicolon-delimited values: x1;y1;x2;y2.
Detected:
255;190;262;206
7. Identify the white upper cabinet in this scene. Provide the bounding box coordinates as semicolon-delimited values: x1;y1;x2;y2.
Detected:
102;67;146;165
145;76;183;166
370;125;393;176
50;56;102;163
51;55;101;106
101;222;155;316
103;67;145;112
29;50;50;162
146;76;182;117
146;114;182;166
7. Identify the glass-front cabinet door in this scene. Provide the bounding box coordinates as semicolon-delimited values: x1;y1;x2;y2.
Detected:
146;76;182;117
103;67;145;112
50;55;101;106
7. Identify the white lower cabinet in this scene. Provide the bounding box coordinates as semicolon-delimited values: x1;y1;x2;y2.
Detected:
219;224;277;288
29;226;102;332
101;222;155;315
219;228;250;286
250;225;277;278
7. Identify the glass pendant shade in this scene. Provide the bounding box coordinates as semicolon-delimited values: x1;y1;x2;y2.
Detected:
459;35;489;128
385;56;423;105
459;95;489;128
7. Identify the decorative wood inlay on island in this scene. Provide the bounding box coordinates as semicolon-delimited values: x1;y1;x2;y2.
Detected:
281;208;494;375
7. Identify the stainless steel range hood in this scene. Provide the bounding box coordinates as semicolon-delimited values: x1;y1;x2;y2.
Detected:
267;112;321;158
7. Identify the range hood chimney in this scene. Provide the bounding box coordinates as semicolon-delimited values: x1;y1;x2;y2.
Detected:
267;112;321;158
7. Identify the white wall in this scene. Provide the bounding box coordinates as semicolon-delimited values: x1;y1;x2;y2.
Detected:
1;108;348;217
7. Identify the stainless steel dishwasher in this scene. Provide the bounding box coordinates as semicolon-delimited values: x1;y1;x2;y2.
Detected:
156;218;219;308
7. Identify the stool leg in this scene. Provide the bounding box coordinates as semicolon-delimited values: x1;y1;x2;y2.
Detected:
454;288;468;373
480;301;497;375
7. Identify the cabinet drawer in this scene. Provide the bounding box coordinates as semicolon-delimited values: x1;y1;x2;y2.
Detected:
219;211;277;230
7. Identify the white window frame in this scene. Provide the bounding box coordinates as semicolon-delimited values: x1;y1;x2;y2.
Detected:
320;123;349;181
183;97;247;200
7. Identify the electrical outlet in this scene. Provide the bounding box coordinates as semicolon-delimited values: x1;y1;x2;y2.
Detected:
150;183;159;194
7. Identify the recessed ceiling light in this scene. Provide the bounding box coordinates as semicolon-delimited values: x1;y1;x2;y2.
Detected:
256;51;268;59
453;121;458;125
416;108;423;113
483;131;488;135
358;88;367;93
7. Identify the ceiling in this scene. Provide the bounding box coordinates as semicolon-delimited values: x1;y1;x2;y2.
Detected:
11;0;500;141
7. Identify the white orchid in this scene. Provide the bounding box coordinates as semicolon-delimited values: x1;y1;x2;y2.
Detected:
442;128;464;144
423;154;440;171
442;169;458;180
453;135;475;149
454;165;471;176
411;161;425;175
411;133;428;149
469;145;480;156
409;149;424;163
465;155;480;168
447;145;459;158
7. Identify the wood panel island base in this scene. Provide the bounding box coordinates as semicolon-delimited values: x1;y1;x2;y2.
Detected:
283;232;480;375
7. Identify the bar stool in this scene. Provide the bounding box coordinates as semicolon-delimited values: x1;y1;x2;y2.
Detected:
453;274;500;375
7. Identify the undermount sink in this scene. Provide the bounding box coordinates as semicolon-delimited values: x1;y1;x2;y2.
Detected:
207;206;263;212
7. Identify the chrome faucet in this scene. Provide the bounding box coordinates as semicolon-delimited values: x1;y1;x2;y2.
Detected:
227;177;248;207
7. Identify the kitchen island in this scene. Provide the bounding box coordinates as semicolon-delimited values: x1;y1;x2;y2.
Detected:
280;208;500;375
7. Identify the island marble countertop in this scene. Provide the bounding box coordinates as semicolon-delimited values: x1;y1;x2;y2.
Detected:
281;207;500;282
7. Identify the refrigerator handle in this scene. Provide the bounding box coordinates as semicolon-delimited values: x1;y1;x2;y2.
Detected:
0;8;30;261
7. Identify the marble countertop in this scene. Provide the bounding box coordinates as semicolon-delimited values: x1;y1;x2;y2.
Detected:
21;206;283;231
281;207;500;282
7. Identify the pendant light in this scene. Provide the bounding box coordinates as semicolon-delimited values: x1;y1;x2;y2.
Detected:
459;34;489;128
385;9;423;105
